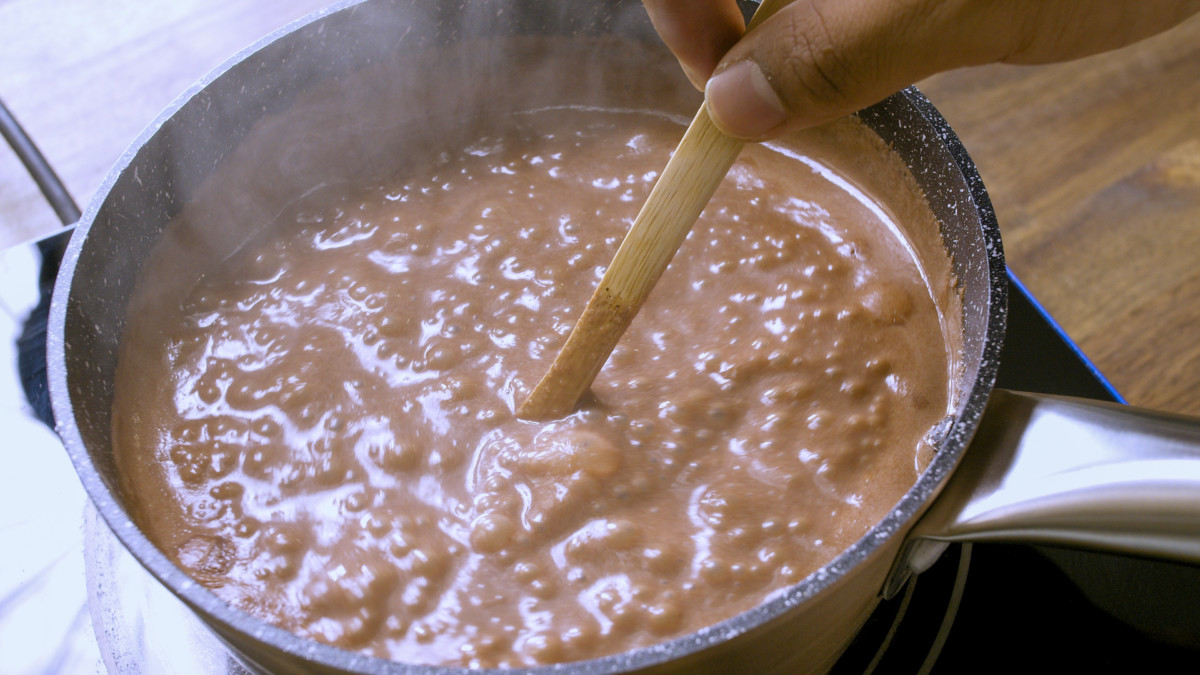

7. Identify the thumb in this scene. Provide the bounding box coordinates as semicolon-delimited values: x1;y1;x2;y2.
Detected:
705;0;1200;140
703;0;1002;140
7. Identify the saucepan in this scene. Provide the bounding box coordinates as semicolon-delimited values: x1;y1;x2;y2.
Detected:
46;0;1200;672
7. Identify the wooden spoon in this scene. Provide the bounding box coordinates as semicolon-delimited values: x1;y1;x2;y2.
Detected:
518;0;789;420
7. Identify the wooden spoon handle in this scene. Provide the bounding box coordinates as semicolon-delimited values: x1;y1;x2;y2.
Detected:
518;108;741;419
518;0;790;420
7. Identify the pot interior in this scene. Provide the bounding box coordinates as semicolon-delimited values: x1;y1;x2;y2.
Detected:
49;0;1005;671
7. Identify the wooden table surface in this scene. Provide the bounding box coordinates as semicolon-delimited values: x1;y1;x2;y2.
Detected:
2;0;1198;417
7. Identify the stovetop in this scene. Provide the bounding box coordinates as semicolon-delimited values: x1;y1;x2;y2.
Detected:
2;230;1198;672
845;272;1200;672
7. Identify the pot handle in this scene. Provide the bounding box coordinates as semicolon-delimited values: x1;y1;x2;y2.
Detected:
1;95;78;428
884;389;1200;598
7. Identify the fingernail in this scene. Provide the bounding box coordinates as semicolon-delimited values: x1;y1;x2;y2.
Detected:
705;60;787;139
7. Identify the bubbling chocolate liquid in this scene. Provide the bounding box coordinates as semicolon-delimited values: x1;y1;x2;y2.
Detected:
114;107;956;668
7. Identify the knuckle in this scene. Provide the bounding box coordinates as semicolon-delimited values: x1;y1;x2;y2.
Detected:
776;4;861;109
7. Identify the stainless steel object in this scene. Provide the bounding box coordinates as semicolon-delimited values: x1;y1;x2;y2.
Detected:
886;391;1200;597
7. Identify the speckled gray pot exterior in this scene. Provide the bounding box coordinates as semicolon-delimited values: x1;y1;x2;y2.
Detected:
47;1;1005;673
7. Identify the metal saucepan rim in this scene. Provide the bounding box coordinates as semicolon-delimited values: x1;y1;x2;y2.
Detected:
46;1;1007;671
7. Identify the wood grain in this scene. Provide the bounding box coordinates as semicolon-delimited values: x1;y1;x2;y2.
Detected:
0;0;328;244
918;14;1200;416
1;1;1198;417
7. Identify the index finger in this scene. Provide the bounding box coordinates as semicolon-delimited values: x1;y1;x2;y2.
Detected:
642;0;747;88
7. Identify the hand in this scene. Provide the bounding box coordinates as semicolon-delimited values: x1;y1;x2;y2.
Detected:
643;0;1200;140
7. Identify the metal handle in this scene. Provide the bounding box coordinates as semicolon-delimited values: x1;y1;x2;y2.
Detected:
1;95;78;427
885;389;1200;597
0;96;81;226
